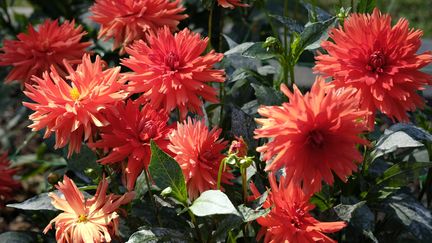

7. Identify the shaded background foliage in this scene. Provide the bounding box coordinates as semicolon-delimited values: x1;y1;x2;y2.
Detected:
0;0;431;242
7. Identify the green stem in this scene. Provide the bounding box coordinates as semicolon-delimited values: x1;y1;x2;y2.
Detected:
208;7;214;49
289;63;295;87
241;167;248;203
144;169;162;226
216;159;225;190
241;167;249;241
13;132;38;157
188;210;204;242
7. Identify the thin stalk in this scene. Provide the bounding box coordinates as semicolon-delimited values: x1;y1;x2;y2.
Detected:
241;167;248;203
207;7;214;49
13;132;38;157
188;210;204;242
289;62;295;87
144;169;162;226
241;167;249;241
217;159;225;190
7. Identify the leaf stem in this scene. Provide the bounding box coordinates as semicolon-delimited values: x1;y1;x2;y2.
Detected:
217;159;225;190
241;167;248;203
188;210;204;242
289;62;295;87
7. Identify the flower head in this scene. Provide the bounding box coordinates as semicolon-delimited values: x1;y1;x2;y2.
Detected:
90;101;173;190
90;0;187;53
0;152;20;205
122;27;225;119
254;77;368;193
228;136;248;157
250;175;346;243
168;118;233;199
44;175;134;243
217;0;249;9
0;19;90;85
315;8;432;127
23;54;127;157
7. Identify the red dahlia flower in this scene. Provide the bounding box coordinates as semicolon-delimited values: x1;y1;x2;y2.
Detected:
0;19;90;85
168;118;233;199
250;175;346;243
315;8;432;127
218;0;249;9
44;176;134;243
90;101;173;190
122;27;225;119
254;77;369;193
23;54;127;157
0;152;20;205
90;0;187;53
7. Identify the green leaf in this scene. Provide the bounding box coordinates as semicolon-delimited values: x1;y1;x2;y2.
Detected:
66;145;101;179
372;130;424;160
291;17;336;63
213;215;243;242
7;190;91;211
133;171;149;200
7;192;58;211
376;161;432;187
0;232;35;243
148;140;188;203
389;123;432;143
225;42;255;56
237;204;270;222
385;193;432;242
189;190;239;217
242;42;276;60
126;227;189;243
357;0;376;13
250;83;284;106
270;15;304;33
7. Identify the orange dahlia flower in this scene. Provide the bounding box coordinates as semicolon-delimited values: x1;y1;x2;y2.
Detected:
250;175;346;242
0;19;90;85
44;175;134;243
122;27;225;119
90;101;173;190
254;77;369;193
218;0;249;9
23;54;127;157
90;0;187;53
168;118;233;199
315;9;432;128
0;152;20;205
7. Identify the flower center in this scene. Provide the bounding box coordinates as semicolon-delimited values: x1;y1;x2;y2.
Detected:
366;51;386;73
164;51;180;71
70;87;80;101
307;130;324;149
139;121;157;142
77;214;88;223
290;207;306;229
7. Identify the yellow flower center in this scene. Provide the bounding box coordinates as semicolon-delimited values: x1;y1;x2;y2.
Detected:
70;87;80;101
77;214;88;223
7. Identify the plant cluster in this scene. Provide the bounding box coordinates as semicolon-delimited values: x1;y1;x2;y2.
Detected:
0;0;431;242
